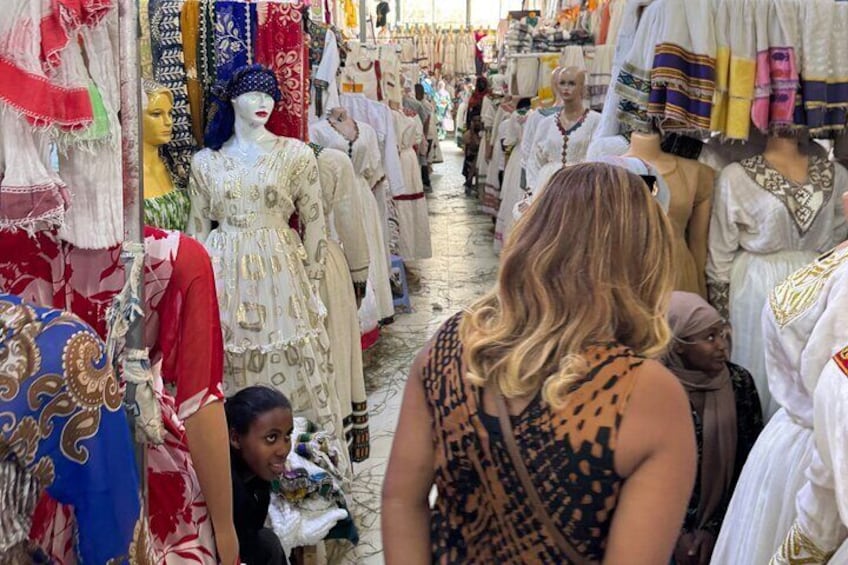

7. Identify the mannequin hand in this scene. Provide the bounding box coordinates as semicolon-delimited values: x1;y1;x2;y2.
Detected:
215;523;240;565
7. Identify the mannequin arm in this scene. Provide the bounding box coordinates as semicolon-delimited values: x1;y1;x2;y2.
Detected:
687;196;712;298
184;400;239;565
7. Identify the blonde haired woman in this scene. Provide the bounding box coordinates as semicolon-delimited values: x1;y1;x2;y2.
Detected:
382;163;697;563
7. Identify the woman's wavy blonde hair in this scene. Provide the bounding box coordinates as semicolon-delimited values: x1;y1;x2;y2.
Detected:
460;162;676;408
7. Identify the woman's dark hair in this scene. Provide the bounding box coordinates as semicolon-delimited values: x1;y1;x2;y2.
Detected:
475;76;488;93
517;98;532;110
225;386;292;435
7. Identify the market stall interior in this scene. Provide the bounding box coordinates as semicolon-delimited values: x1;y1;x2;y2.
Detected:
4;0;848;564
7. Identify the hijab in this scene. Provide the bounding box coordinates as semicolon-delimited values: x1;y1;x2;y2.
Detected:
665;291;737;530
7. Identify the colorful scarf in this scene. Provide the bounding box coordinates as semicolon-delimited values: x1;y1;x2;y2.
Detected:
0;294;144;564
256;1;309;140
647;0;717;133
213;0;254;81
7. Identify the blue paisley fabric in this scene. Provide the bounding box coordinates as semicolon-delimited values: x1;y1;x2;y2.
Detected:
0;294;143;564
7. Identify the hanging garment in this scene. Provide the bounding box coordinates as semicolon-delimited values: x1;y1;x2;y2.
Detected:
308;26;341;123
525;110;602;193
0;294;143;565
706;156;848;418
187;138;349;474
392;109;432;260
494;112;528;254
213;0;254;81
58;11;124;249
711;245;848;565
312;145;371;462
256;1;310;140
309;119;395;327
182;0;206;145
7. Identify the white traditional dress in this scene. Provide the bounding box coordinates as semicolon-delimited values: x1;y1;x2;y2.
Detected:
312;145;371;462
710;245;848;565
393;109;432;259
494;111;527;254
525;110;602;195
187;137;348;469
309;119;395;327
706;155;848;419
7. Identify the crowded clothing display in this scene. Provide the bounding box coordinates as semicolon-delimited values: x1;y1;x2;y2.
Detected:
4;0;848;564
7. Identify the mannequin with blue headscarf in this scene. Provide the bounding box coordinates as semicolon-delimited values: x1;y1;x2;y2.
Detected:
187;64;351;475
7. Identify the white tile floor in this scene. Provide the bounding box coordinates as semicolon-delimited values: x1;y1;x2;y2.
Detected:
334;141;500;564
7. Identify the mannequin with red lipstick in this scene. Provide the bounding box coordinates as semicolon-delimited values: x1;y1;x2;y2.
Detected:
227;386;293;565
663;292;763;565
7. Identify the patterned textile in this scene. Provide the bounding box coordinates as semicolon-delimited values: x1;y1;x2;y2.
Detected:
424;313;643;562
769;245;848;329
150;0;196;186
770;521;834;565
835;345;848;377
255;1;309;140
181;0;205;145
752;46;799;134
740;154;835;237
680;363;763;537
213;1;254;82
144;189;191;232
0;294;143;564
26;229;226;564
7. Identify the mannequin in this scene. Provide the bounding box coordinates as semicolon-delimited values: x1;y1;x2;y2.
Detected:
711;199;848;565
142;80;191;231
311;144;372;462
624;129;713;300
309;107;396;332
188;65;350;473
524;66;601;194
707;132;848;420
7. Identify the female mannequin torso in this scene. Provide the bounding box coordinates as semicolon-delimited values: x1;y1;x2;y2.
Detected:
142;82;191;231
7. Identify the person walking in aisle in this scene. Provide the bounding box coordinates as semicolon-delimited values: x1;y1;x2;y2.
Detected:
382;163;697;563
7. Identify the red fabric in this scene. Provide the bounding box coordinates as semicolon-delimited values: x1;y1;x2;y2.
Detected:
393;192;426;201
255;1;309;141
0;56;93;129
144;227;224;416
361;326;380;350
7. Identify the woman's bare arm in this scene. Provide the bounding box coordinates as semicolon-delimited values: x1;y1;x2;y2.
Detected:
382;347;436;565
604;359;697;565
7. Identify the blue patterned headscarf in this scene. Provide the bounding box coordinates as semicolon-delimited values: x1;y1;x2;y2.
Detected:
204;64;282;150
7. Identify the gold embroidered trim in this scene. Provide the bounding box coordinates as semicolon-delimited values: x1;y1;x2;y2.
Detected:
770;522;834;565
769;245;848;328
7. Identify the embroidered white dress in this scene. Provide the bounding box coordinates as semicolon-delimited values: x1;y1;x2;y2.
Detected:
494;113;527;254
525;110;602;195
187;137;348;471
706;155;848;420
309;119;395;326
711;246;848;565
393;109;432;260
313;145;371;461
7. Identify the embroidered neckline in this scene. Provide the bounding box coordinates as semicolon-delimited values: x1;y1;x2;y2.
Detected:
328;119;360;158
740;154;834;237
555;109;590;164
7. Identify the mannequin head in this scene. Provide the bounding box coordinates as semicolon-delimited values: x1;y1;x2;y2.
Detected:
142;80;174;147
204;64;281;150
327;107;351;124
555;66;586;105
232;91;274;129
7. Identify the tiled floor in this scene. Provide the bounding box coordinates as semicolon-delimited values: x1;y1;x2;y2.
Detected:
337;141;500;564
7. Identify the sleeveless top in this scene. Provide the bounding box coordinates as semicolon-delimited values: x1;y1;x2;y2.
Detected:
423;313;645;563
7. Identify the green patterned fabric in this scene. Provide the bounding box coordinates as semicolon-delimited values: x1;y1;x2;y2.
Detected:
144;189;191;231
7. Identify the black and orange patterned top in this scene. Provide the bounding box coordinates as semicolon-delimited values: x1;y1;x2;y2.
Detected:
422;313;646;563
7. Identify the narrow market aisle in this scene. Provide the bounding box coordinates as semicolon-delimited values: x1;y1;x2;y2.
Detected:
340;141;500;564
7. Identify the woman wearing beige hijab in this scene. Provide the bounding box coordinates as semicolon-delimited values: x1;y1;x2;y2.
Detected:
665;292;764;565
